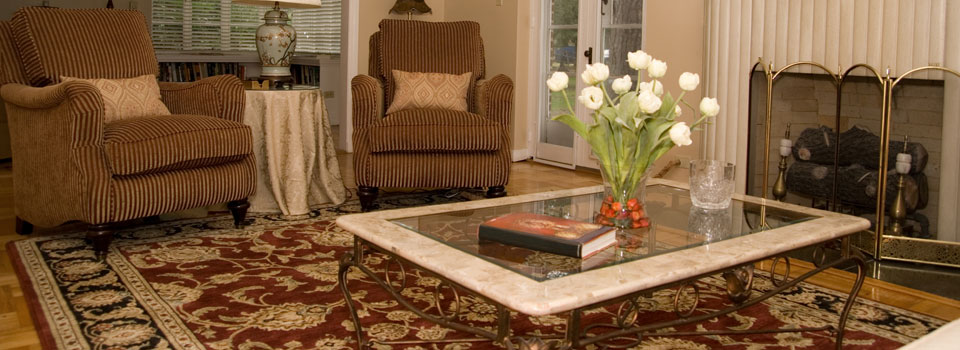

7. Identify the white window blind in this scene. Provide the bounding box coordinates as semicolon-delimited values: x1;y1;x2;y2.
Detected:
151;0;341;55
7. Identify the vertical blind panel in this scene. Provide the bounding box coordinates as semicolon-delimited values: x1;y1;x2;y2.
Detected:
729;0;947;76
152;0;341;55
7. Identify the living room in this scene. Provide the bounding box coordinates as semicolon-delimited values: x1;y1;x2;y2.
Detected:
1;0;959;349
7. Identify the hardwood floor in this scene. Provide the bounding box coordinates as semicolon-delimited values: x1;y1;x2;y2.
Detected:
0;156;958;349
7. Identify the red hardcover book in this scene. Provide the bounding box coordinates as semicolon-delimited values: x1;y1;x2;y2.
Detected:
478;213;616;258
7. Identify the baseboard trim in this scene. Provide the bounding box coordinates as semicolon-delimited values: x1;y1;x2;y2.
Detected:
512;149;531;162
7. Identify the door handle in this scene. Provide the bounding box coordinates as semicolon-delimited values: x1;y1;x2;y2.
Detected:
584;47;593;64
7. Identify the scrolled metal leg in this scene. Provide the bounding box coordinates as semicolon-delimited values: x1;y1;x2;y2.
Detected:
495;305;511;345
833;255;867;350
724;265;754;304
616;298;640;328
812;244;828;267
504;337;567;350
564;308;581;349
769;256;791;287
673;282;700;318
338;252;368;349
383;257;407;293
433;281;461;321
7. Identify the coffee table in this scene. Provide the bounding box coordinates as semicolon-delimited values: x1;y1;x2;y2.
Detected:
336;179;871;349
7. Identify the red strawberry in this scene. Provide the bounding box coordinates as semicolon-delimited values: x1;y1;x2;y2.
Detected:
638;218;650;228
630;211;642;221
631;221;642;229
612;202;623;212
627;198;639;210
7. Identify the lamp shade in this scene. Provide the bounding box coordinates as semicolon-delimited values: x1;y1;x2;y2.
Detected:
233;0;322;9
389;0;431;14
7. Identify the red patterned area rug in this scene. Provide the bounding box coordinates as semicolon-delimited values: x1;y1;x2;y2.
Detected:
8;193;946;350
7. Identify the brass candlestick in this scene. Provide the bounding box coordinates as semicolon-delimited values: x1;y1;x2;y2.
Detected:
888;136;910;236
772;124;791;201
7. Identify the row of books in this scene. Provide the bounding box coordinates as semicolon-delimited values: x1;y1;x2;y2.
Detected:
158;62;246;82
290;65;321;86
157;62;321;86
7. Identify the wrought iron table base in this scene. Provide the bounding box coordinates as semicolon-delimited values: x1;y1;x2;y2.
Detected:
338;238;866;350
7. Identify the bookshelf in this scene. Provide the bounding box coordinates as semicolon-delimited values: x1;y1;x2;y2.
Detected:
157;61;321;87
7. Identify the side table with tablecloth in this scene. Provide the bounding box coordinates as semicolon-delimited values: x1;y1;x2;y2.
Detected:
243;86;346;216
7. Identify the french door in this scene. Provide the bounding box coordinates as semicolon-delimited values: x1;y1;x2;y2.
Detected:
535;0;645;169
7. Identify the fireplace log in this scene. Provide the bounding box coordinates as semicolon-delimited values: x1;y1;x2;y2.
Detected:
791;125;927;174
785;162;919;210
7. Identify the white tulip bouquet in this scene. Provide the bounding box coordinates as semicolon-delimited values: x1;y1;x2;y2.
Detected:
547;50;720;228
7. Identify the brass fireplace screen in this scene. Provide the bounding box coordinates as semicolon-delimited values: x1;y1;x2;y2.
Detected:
746;59;960;268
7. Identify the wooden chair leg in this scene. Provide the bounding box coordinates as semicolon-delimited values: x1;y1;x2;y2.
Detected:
15;217;33;235
358;186;379;212
228;199;250;228
486;186;507;198
87;224;113;258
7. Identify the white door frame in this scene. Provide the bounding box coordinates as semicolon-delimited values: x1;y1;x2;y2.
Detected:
338;0;359;152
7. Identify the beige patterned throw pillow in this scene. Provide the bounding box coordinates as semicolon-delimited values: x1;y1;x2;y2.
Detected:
60;74;171;123
386;70;471;114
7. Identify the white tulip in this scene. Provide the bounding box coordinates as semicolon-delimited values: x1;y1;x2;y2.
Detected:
627;50;652;70
669;122;693;146
578;86;604;110
674;104;683;117
699;97;720;117
678;72;700;91
581;62;610;85
647;59;667;78
636;90;662;114
638;81;663;96
611;75;632;95
546;71;569;92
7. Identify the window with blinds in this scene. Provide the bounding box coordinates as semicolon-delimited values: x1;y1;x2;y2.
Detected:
151;0;341;55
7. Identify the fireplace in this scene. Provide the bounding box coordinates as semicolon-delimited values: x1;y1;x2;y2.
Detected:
746;61;960;268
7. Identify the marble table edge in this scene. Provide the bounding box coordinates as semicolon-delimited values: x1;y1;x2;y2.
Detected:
335;182;871;315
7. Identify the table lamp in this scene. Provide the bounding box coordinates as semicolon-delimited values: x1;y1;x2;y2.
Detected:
233;0;322;85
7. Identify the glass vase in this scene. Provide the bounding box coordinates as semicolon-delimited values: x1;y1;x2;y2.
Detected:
595;168;650;230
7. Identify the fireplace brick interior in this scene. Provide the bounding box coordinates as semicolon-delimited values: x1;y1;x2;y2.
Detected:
750;72;944;238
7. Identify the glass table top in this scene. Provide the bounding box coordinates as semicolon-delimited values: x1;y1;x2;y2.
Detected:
391;185;817;281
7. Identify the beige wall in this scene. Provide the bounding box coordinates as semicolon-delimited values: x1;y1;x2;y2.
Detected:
644;0;706;181
445;0;521;152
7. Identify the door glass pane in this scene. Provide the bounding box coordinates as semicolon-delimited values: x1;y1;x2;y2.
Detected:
600;0;643;93
540;0;578;148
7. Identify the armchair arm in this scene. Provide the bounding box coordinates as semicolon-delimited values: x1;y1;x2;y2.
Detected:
1;81;105;147
352;74;384;130
1;81;109;226
158;75;245;123
475;74;514;127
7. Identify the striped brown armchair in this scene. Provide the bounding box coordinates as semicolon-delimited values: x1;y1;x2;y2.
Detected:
352;20;513;211
0;8;256;255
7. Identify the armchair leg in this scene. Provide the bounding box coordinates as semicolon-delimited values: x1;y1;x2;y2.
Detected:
87;224;113;258
486;186;507;198
358;186;379;212
228;199;250;228
15;217;33;235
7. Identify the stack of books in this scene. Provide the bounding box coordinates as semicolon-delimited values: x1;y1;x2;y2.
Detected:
478;213;616;259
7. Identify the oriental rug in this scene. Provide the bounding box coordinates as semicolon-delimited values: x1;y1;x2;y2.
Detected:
8;192;947;350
